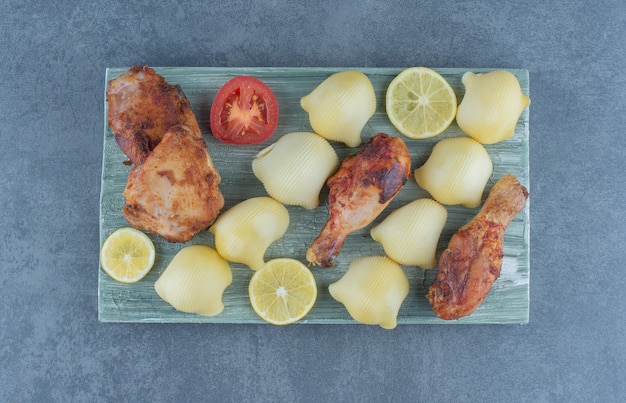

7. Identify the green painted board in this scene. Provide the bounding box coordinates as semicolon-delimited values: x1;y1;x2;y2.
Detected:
99;67;530;324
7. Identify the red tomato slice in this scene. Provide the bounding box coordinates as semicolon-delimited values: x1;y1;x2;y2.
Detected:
209;76;279;145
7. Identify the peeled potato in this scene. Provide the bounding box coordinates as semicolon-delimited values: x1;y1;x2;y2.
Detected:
456;70;531;144
371;198;447;269
415;137;493;208
210;197;289;271
300;70;376;147
155;245;232;316
252;132;339;209
329;256;409;330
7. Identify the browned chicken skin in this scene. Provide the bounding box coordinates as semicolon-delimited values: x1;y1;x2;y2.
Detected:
107;66;224;242
106;66;201;165
427;174;529;320
122;125;224;243
306;133;411;268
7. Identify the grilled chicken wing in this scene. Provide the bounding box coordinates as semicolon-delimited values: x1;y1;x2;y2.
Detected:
427;174;528;320
122;125;224;243
306;133;411;268
106;65;201;165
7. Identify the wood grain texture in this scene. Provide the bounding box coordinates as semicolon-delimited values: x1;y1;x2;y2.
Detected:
99;67;530;324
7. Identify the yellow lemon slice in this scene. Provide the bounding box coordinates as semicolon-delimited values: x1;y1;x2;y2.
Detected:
100;227;156;283
386;67;457;139
248;258;317;325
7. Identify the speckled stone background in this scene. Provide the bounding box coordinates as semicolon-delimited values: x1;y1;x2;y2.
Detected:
1;1;624;401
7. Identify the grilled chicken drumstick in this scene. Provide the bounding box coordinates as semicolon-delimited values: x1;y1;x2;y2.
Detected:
107;65;201;165
307;133;411;268
427;174;528;320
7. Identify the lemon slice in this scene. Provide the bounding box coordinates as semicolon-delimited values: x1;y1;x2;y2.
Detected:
100;227;156;283
386;67;457;139
248;258;317;325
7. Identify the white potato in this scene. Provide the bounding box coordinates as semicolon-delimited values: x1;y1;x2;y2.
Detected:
456;70;531;144
414;137;493;208
370;198;447;269
329;256;409;330
300;70;376;147
252;132;339;209
154;245;232;316
210;197;289;271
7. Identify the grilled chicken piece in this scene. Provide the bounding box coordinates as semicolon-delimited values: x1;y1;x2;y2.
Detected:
122;125;224;243
427;174;528;320
307;133;411;268
106;65;201;165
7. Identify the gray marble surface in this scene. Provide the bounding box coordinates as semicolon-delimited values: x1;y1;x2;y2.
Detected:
1;1;624;401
